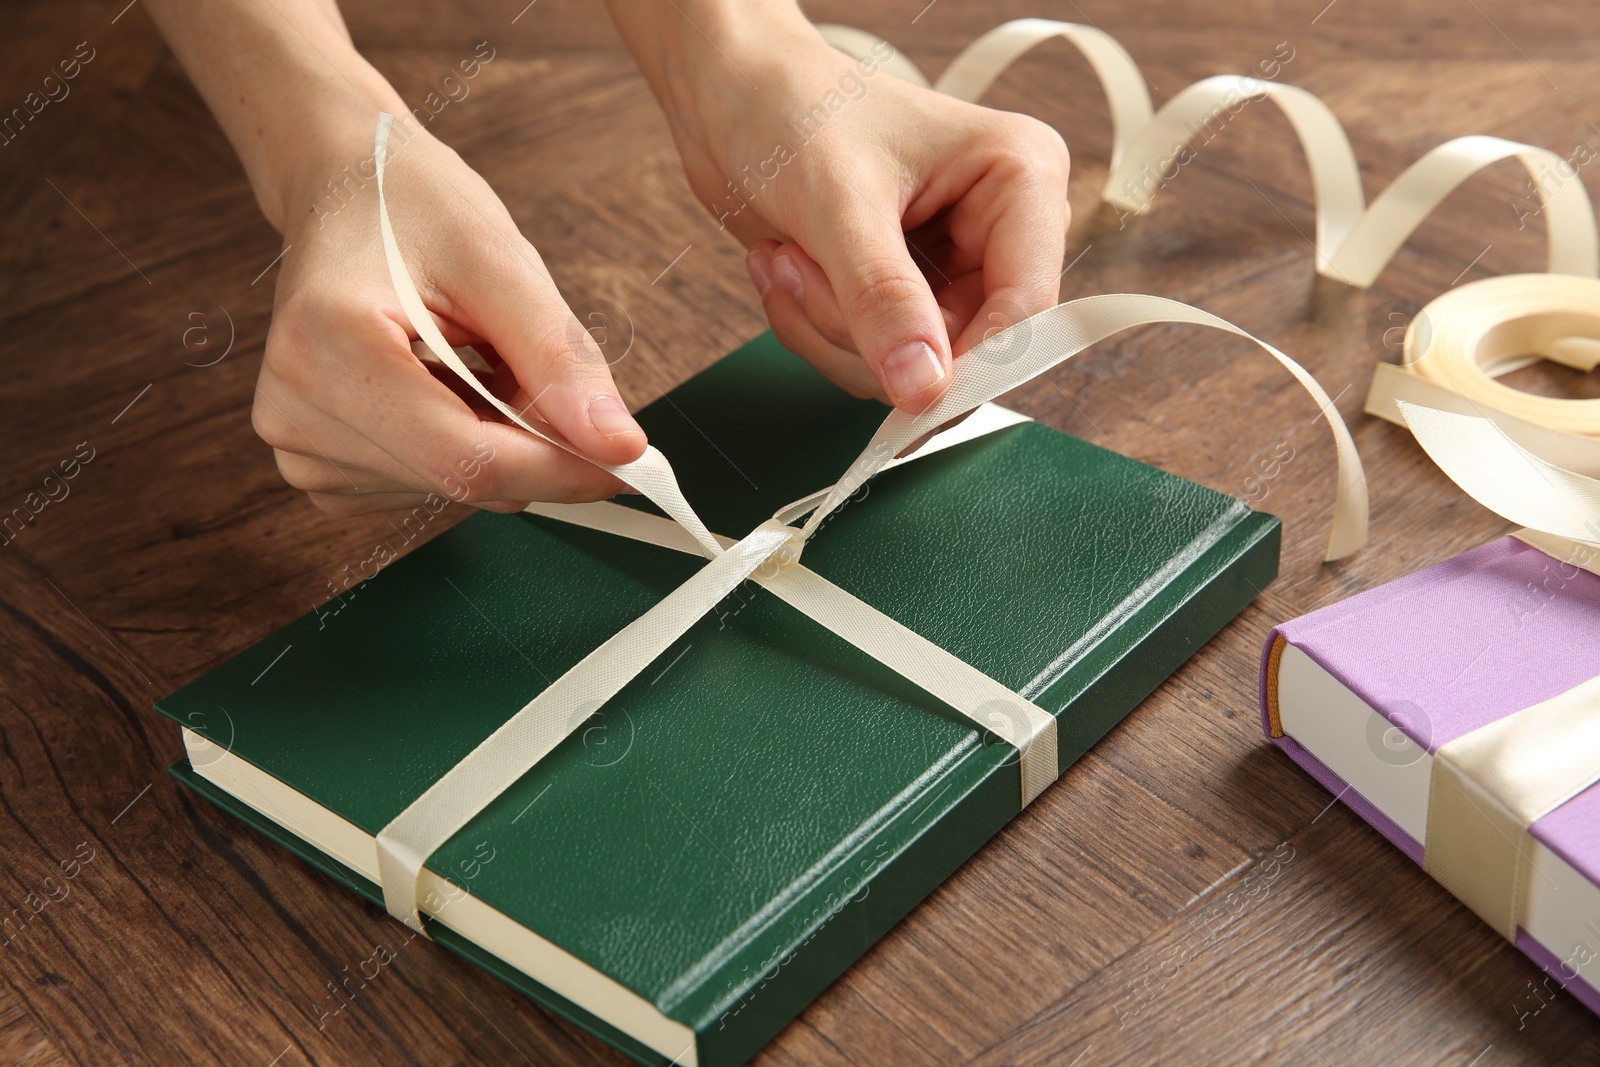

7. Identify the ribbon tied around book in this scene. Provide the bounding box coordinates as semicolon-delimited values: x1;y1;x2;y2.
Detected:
1388;368;1600;944
368;112;1369;934
1318;268;1600;950
1425;675;1600;943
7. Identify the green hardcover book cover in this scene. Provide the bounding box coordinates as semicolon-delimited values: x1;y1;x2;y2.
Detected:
156;332;1279;1067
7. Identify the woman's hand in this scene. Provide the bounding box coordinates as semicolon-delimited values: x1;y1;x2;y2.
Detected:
256;119;645;516
145;0;646;516
608;3;1070;411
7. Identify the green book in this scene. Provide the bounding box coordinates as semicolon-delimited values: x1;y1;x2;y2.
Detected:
157;332;1279;1067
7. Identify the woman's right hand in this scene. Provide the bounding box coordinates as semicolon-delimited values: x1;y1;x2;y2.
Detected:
252;116;647;516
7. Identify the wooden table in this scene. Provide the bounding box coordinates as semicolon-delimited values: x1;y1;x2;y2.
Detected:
3;0;1598;1062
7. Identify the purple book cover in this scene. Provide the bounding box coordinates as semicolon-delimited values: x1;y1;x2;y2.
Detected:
1258;536;1600;1015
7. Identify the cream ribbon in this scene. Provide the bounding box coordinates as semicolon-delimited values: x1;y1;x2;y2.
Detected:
370;116;719;559
1397;401;1600;548
1425;674;1600;942
818;19;1599;286
367;112;1368;933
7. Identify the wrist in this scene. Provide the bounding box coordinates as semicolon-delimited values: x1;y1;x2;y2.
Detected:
256;70;409;237
142;0;408;236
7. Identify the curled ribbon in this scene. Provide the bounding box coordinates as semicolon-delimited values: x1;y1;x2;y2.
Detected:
816;18;1600;483
367;112;1367;934
818;18;1599;286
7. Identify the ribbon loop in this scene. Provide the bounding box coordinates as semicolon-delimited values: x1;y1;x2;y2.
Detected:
803;294;1369;561
1328;137;1599;285
373;114;723;560
1106;77;1364;269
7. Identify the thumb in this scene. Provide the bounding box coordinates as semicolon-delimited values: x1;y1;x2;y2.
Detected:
799;189;951;412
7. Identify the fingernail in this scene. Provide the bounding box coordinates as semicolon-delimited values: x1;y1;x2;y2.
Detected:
772;255;804;304
882;341;946;405
587;394;642;439
746;250;773;297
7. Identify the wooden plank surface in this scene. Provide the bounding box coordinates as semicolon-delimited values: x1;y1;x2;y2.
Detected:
3;0;1599;1063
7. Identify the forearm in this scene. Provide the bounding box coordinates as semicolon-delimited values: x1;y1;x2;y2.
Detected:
143;0;405;232
598;0;819;157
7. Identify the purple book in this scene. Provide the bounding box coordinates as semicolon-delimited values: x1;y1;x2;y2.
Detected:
1260;536;1600;1018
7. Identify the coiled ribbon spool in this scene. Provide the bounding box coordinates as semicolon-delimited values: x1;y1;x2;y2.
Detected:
1366;274;1600;477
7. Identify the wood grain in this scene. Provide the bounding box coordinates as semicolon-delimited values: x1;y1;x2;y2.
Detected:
2;0;1599;1062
